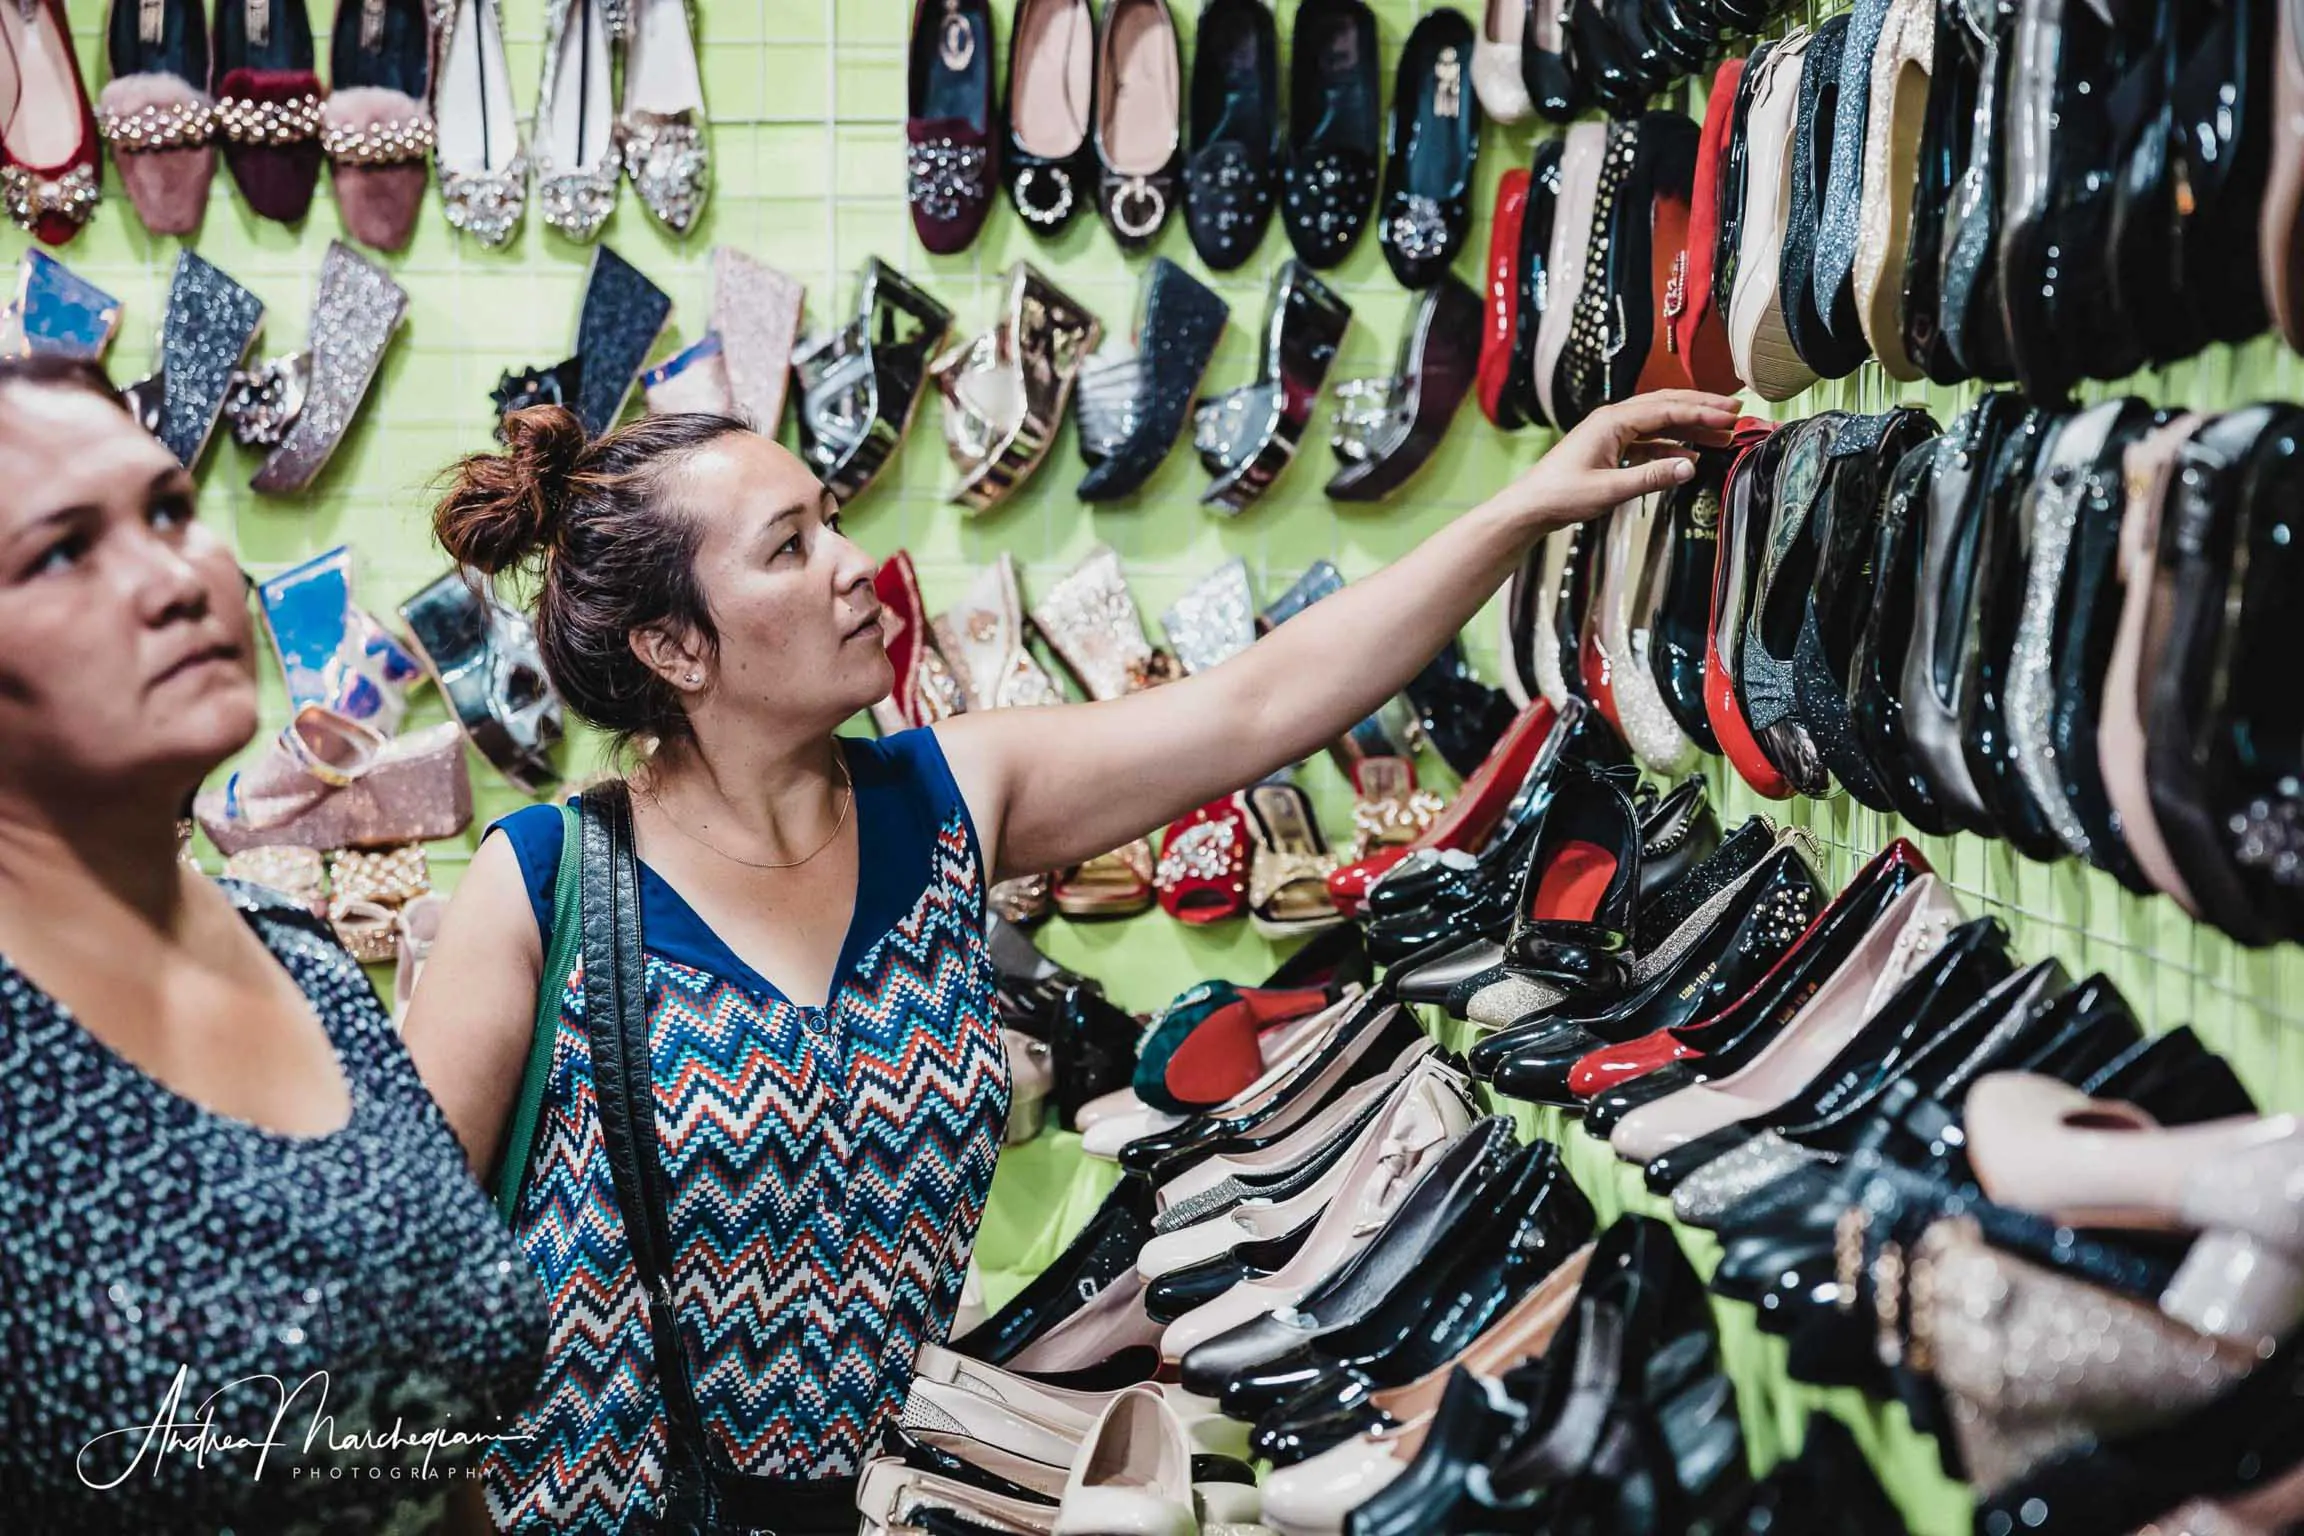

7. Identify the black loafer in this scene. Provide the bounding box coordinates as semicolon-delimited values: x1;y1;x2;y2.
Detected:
1183;0;1280;271
1379;8;1482;288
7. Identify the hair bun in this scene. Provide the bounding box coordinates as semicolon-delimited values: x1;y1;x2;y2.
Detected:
433;405;590;575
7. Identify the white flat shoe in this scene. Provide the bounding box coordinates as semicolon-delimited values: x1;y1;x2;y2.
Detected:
1158;1059;1473;1362
910;1344;1250;1459
1053;1387;1199;1536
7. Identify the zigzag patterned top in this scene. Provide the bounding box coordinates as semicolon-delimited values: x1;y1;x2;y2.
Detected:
481;730;1009;1532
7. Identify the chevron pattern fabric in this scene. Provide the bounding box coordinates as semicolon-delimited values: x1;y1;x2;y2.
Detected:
482;811;1009;1531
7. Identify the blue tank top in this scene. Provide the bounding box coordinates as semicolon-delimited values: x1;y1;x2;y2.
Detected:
479;729;1009;1531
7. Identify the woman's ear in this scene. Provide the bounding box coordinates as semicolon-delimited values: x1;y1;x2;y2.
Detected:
631;626;711;694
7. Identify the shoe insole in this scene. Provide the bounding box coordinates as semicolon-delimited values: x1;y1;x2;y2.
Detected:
1201;24;1271;152
1104;0;1179;175
438;0;518;173
1011;0;1090;158
331;0;427;96
1298;16;1374;151
1531;840;1618;924
627;0;704;118
542;0;614;173
920;0;989;126
1403;34;1469;199
3;2;77;166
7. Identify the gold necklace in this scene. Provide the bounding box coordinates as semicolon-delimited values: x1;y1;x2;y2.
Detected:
636;755;855;872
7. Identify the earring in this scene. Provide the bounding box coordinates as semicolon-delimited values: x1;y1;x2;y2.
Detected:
685;672;700;683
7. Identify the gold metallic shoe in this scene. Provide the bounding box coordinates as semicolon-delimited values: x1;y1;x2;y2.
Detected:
1912;1216;2257;1497
1029;543;1179;703
1031;544;1174;921
929;261;1102;513
933;553;1067;713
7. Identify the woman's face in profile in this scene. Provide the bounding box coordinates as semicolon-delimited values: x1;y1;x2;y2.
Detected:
0;384;258;804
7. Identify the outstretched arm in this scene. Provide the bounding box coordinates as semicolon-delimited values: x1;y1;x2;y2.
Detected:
933;392;1739;881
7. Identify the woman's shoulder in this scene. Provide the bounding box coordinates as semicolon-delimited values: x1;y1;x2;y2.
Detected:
486;800;577;947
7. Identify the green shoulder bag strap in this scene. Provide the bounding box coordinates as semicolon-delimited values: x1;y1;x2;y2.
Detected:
493;803;583;1220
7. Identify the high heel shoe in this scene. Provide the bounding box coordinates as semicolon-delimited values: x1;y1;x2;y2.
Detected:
1607;874;1964;1164
399;569;561;793
99;0;213;238
1380;9;1481;289
794;258;954;505
1092;0;1181;251
616;0;707;233
430;0;527;247
1075;257;1230;503
869;551;967;734
531;0;620;242
1325;275;1482;503
1005;0;1093;236
143;251;265;471
908;0;997;253
1706;425;1798;799
708;247;804;436
1574;838;1931;1119
1480;839;1822;1107
1195;260;1352;514
322;0;433;252
1739;414;1846;800
929;262;1102;513
1644;447;1730;756
1968;1074;2304;1348
1281;0;1380;268
1327;697;1560;919
1913;1215;2258;1497
1844;435;1956;833
1478;157;1533;430
247;241;410;495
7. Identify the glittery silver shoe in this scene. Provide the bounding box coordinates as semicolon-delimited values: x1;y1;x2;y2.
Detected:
1194;259;1351;514
929;262;1102;513
430;0;528;247
794;258;954;504
400;570;564;793
250;241;410;495
1159;558;1257;676
532;0;623;241
141;250;266;471
617;0;709;234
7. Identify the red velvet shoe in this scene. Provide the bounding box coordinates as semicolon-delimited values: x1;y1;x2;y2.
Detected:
1566;837;1932;1098
1478;166;1530;428
1705;424;1796;799
1154;794;1250;924
1325;697;1556;917
0;0;102;246
214;0;326;226
907;0;1000;254
869;551;968;734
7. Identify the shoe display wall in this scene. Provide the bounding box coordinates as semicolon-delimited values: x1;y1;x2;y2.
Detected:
37;3;2304;1532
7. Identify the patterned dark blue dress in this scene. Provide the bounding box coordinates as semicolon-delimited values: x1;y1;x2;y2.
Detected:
0;882;549;1534
481;729;1010;1531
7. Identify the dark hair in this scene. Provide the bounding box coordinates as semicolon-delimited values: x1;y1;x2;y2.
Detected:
433;405;750;751
0;354;132;413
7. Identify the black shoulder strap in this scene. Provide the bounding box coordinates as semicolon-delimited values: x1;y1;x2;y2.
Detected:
578;784;722;1525
579;784;866;1534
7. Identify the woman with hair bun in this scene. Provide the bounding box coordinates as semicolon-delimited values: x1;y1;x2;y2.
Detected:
402;392;1737;1533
